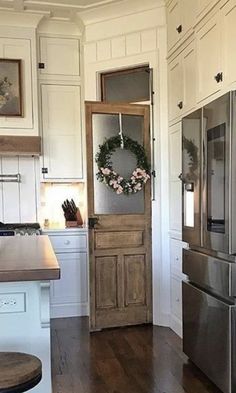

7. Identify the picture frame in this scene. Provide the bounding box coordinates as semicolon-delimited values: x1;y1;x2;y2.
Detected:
0;59;22;117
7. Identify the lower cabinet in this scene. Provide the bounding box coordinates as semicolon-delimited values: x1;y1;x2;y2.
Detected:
44;229;89;318
170;236;187;337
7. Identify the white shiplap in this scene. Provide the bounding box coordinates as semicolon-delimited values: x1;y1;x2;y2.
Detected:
0;156;39;223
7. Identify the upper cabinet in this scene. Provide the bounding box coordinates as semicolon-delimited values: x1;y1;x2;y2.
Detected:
38;36;80;81
196;13;222;102
41;84;83;181
196;0;221;20
221;0;236;87
38;34;83;181
168;41;196;122
167;0;197;53
0;33;38;136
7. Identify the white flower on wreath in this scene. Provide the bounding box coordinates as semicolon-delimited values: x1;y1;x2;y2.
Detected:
134;183;142;191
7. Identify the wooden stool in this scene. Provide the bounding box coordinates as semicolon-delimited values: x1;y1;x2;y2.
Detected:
0;352;42;393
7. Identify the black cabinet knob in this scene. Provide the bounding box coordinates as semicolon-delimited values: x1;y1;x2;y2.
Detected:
177;101;183;109
176;25;182;34
214;72;223;83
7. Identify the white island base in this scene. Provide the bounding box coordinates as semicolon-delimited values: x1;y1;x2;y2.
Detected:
0;280;52;393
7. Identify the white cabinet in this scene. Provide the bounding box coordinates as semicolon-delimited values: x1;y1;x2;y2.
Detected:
197;0;221;19
0;37;38;135
169;122;182;233
41;84;83;181
167;0;196;52
168;41;196;122
196;14;222;102
39;36;80;80
169;238;187;337
221;0;236;87
168;55;183;121
45;229;89;318
167;0;181;51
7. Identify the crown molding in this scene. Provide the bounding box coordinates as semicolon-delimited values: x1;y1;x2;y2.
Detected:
77;0;165;26
0;9;44;27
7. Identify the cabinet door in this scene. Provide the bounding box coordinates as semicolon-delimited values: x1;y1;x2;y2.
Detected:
50;252;88;306
222;0;236;86
196;15;222;102
182;0;197;37
39;37;80;79
167;0;181;51
171;276;182;320
182;41;196;113
168;54;183;122
41;84;83;180
169;122;182;233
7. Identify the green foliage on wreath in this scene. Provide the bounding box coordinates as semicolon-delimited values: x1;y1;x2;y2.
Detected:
95;135;151;196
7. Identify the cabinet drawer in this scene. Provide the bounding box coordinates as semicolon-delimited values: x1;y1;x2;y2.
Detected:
171;277;182;320
49;234;87;252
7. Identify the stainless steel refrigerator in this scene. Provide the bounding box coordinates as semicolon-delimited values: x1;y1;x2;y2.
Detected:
181;91;236;393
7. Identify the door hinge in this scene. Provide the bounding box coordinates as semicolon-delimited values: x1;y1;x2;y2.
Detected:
152;170;156;177
42;167;48;174
38;62;45;69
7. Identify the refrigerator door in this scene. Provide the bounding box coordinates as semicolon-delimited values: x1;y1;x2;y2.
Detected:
182;109;201;246
203;92;230;253
183;281;235;393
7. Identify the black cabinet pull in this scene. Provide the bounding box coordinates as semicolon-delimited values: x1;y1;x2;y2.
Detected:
38;63;45;69
42;167;48;174
176;25;182;34
177;101;183;109
214;72;223;83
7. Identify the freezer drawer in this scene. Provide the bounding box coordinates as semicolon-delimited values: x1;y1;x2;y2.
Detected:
183;248;236;297
183;281;236;393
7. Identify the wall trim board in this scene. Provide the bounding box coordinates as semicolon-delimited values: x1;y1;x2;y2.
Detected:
0;136;41;155
50;302;89;318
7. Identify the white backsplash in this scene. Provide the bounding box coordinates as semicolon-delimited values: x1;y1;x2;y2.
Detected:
40;182;86;228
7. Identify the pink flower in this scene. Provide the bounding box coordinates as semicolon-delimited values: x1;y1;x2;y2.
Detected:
134;183;142;191
113;181;119;189
116;186;123;194
102;167;111;175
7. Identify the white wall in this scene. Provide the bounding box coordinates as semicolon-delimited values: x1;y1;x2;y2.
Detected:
82;3;170;326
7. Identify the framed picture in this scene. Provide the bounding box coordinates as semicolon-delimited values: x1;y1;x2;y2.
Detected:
0;59;22;117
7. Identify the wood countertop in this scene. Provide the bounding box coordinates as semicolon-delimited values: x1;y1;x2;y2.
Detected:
0;235;60;282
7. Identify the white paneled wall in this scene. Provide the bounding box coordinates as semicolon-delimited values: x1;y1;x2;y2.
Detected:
84;28;158;64
0;156;39;223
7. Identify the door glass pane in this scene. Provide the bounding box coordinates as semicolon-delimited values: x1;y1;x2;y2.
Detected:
101;66;150;103
92;113;145;214
207;123;225;233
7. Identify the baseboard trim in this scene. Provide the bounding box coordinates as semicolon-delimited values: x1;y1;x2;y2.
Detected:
50;302;89;319
170;314;182;338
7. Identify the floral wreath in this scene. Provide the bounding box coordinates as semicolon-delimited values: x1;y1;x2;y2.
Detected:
95;135;150;195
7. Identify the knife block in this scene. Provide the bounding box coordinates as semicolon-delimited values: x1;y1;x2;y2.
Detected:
65;209;83;227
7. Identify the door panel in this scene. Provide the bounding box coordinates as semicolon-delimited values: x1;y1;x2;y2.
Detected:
86;101;152;330
124;254;146;306
95;256;118;309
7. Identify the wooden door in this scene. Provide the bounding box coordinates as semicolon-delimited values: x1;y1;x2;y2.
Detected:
86;102;152;331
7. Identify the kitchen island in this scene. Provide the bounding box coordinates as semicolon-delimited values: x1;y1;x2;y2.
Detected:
0;235;60;393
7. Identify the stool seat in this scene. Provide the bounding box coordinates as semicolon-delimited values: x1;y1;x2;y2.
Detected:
0;352;42;393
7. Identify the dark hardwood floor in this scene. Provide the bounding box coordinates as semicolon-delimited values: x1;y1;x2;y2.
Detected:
51;317;221;393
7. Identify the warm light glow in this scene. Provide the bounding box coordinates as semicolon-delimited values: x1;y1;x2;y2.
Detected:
184;190;194;227
40;183;86;228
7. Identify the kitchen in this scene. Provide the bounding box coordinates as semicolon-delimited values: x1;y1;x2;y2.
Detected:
0;0;234;393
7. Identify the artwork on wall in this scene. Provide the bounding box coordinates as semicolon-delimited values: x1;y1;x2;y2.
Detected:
0;59;22;117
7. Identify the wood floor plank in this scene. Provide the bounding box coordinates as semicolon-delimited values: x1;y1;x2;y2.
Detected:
51;317;221;393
